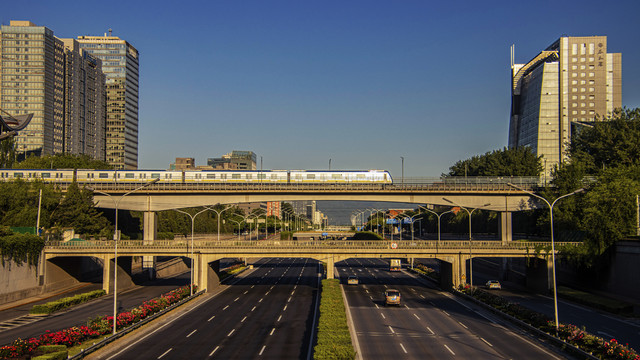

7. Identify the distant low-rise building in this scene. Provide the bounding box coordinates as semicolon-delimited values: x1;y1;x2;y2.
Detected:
208;151;257;170
170;157;195;170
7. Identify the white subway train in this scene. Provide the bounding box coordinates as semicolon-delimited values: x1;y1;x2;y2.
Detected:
0;169;393;184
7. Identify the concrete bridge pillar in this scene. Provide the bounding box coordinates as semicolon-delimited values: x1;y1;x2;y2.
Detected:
500;211;513;244
437;254;468;290
525;256;553;293
326;255;335;279
102;255;135;294
196;255;222;292
143;211;158;279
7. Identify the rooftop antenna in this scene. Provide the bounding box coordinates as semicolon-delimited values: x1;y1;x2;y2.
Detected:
108;28;113;36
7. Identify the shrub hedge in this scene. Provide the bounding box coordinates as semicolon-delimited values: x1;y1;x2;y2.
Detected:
0;228;45;266
30;290;106;315
314;279;355;360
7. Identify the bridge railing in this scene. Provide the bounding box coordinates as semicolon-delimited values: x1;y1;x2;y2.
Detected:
45;239;578;251
51;176;542;193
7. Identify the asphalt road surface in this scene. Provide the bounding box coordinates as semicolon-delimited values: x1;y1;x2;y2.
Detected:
98;257;321;360
339;258;565;359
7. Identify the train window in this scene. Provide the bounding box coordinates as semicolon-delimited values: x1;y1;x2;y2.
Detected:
232;174;241;179
98;173;109;179
257;174;266;179
206;174;216;179
141;173;147;179
245;174;252;179
14;173;23;178
41;173;51;178
165;174;172;179
221;174;227;179
332;174;343;179
125;173;135;179
151;173;160;179
270;174;277;179
307;174;315;179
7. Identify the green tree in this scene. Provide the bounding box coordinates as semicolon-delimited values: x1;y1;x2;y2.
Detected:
446;146;542;177
0;137;15;168
16;153;112;170
54;182;109;235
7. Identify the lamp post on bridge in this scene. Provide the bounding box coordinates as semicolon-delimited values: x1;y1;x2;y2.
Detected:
442;198;491;290
210;204;233;242
174;207;212;296
417;205;455;244
89;178;159;335
228;218;243;241
508;183;584;333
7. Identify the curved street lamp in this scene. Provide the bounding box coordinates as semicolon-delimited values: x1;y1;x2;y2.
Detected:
508;183;584;333
442;198;491;289
417;205;455;243
174;207;212;296
89;178;159;335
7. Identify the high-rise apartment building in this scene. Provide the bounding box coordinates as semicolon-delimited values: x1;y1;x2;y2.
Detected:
77;33;139;169
61;39;106;161
509;36;622;176
0;21;106;161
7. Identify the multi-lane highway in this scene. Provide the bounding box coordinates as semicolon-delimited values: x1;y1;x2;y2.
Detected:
98;258;321;360
338;258;564;359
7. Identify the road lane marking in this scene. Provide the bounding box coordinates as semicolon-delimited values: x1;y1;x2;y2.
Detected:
209;346;219;356
243;291;248;294
186;329;197;337
458;322;468;329
234;297;240;302
375;304;379;309
442;310;450;316
400;343;408;353
283;305;288;311
259;298;263;303
388;325;395;334
223;305;229;310
270;328;276;335
427;326;434;335
241;316;247;322
259;345;266;356
208;315;215;322
480;337;493;347
414;314;421;320
444;344;455;355
227;329;235;336
158;348;172;359
251;306;256;312
404;305;410;309
287;296;292;302
251;285;255;288
277;315;282;322
381;313;386;319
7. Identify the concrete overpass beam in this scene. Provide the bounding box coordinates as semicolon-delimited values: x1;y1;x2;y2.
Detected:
143;211;158;280
500;211;513;244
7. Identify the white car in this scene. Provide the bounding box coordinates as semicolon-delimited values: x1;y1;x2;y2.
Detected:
485;280;501;290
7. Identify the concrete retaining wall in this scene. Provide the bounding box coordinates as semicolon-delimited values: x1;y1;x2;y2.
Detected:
0;259;41;305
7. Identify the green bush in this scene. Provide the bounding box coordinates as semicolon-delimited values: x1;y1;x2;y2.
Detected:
352;231;382;240
36;345;67;353
0;228;45;266
30;290;106;314
314;279;355;360
157;232;175;240
31;350;68;360
280;231;294;240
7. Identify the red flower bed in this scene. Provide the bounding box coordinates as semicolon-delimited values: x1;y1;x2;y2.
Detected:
0;285;194;359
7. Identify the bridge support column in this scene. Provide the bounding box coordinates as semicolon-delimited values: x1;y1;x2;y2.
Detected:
500;211;513;244
326;255;335;279
143;211;158;280
102;255;135;294
196;255;222;292
525;256;552;293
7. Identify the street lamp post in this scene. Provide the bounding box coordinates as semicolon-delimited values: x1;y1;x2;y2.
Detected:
417;205;455;243
174;207;211;296
90;178;159;335
400;156;404;186
210;205;232;242
228;218;242;241
508;183;584;333
442;198;490;289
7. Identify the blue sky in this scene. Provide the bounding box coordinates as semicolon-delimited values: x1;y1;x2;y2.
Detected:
4;0;640;178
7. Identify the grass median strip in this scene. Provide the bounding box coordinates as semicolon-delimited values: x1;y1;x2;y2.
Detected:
313;279;355;360
30;290;106;315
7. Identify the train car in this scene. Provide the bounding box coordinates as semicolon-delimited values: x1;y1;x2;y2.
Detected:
76;169;116;182
288;170;392;183
113;170;183;182
0;169;75;182
183;170;290;183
